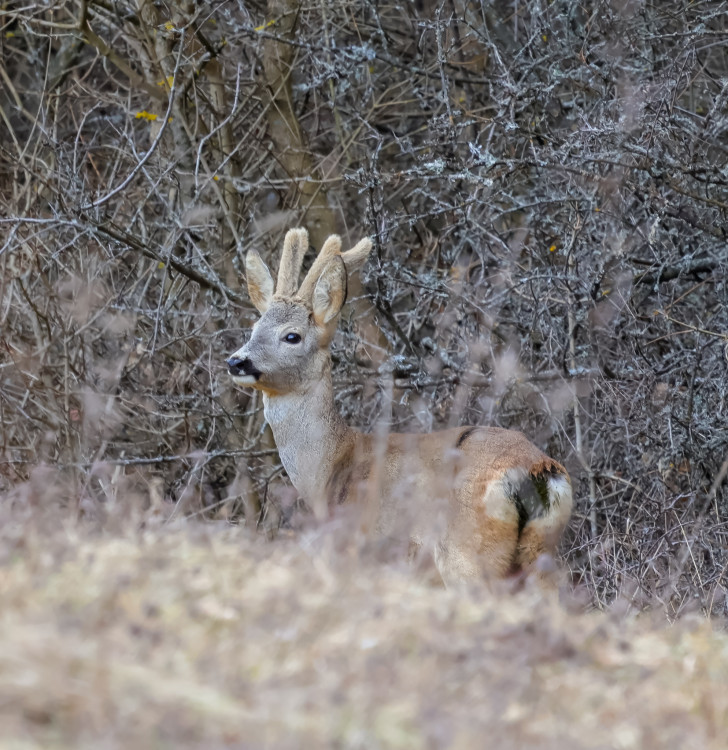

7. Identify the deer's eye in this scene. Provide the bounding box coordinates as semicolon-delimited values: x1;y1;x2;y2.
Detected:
283;332;302;344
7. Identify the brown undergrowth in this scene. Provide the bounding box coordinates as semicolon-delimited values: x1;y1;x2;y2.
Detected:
0;498;727;749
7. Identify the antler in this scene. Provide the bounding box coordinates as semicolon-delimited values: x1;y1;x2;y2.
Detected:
276;228;309;297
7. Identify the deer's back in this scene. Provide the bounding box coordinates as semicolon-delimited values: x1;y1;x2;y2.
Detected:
333;425;567;512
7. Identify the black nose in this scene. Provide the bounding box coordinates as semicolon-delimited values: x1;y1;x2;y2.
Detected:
226;356;261;378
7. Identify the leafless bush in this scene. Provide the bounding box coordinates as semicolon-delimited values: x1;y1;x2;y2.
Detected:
1;0;726;616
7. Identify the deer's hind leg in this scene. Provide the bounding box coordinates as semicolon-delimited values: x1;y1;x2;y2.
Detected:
434;479;520;587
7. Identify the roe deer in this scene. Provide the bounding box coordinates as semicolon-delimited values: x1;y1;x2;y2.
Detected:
227;228;573;585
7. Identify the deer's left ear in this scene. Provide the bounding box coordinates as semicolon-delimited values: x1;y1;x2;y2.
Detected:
312;256;347;325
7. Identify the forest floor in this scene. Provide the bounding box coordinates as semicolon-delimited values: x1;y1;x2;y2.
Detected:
0;509;726;750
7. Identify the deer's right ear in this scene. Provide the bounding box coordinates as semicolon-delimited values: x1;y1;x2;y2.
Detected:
245;250;274;313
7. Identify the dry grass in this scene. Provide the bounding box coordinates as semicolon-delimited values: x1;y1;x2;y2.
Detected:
1;508;726;749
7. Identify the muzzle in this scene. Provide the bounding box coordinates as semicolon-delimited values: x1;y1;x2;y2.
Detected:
226;356;261;379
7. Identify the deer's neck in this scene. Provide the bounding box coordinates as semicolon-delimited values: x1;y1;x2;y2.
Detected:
262;368;356;509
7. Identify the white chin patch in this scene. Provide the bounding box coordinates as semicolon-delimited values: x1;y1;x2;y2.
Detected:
230;375;258;387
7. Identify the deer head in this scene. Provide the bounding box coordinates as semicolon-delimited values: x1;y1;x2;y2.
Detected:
227;228;373;396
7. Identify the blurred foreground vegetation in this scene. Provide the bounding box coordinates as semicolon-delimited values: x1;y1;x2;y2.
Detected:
1;513;727;749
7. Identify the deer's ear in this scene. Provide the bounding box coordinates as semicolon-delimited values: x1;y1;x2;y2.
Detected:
245;250;274;313
341;237;373;275
312;256;347;326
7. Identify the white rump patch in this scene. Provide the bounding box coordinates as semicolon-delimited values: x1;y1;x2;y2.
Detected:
547;474;572;507
481;470;529;522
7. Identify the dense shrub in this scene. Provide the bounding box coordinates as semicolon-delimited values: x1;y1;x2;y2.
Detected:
1;0;726;615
